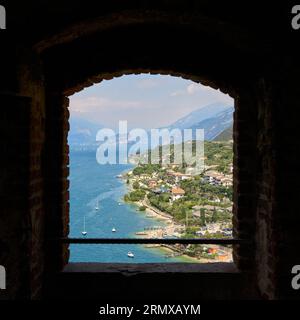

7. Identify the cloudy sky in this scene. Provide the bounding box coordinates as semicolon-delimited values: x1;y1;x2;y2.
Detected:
69;74;233;129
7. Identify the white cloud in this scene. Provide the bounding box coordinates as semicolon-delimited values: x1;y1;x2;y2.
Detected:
170;82;206;97
170;82;214;97
187;84;229;99
187;83;202;95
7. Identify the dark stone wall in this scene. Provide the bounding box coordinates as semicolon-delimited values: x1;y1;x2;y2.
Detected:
0;1;299;300
0;48;46;299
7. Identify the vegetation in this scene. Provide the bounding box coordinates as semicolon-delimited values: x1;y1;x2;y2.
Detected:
124;189;146;202
132;164;162;176
125;140;233;240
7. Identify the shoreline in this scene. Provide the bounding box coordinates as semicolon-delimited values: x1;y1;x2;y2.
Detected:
122;179;203;262
120;170;232;264
132;199;185;239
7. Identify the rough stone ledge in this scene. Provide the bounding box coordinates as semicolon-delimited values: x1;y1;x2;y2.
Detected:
63;262;239;275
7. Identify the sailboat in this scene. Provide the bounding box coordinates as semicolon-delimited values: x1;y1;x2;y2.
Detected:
127;251;134;258
95;200;99;211
82;216;87;236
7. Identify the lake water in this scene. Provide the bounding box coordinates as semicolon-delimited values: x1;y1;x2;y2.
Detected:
69;150;185;263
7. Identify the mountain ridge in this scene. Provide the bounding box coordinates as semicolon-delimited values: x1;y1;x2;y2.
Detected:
68;103;234;147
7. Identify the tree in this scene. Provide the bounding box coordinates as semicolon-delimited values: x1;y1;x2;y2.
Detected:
211;207;218;223
200;208;206;226
132;181;139;189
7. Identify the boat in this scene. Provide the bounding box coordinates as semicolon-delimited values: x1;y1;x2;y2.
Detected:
127;251;134;258
135;231;148;236
112;228;116;232
95;200;99;210
82;216;87;236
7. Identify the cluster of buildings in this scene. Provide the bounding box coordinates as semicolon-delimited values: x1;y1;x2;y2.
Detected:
195;223;232;238
127;166;191;202
202;170;233;187
166;170;192;183
192;204;232;218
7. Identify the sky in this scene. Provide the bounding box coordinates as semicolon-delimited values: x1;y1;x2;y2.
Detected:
69;74;233;130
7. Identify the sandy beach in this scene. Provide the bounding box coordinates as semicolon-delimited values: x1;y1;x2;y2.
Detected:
135;199;185;238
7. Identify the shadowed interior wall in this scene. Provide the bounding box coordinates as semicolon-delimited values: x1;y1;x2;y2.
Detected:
0;1;299;300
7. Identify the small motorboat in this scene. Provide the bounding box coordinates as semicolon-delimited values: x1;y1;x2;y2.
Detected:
112;228;117;233
82;216;87;236
127;251;135;258
95;200;99;210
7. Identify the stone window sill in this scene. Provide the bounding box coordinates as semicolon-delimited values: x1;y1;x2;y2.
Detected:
63;262;239;275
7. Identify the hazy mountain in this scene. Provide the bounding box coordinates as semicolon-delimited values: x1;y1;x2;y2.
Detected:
189;107;233;140
168;103;232;131
68;116;104;145
165;103;233;141
213;125;233;141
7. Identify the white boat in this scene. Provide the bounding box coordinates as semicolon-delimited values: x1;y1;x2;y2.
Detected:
127;251;135;258
95;200;99;210
82;216;87;236
112;228;116;233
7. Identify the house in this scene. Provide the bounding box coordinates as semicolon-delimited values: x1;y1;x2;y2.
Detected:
207;248;218;255
202;175;221;186
221;229;232;237
160;186;169;193
148;179;157;189
171;187;185;201
220;177;233;187
167;171;192;182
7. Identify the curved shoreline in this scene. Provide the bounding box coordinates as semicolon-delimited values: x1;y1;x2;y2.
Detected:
122;182;203;263
121;170;232;263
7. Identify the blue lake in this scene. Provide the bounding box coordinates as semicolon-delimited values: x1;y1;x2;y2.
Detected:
69;150;184;263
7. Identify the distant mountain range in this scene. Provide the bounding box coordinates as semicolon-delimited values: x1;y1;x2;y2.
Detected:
68;117;103;145
163;102;233;141
68;102;234;148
